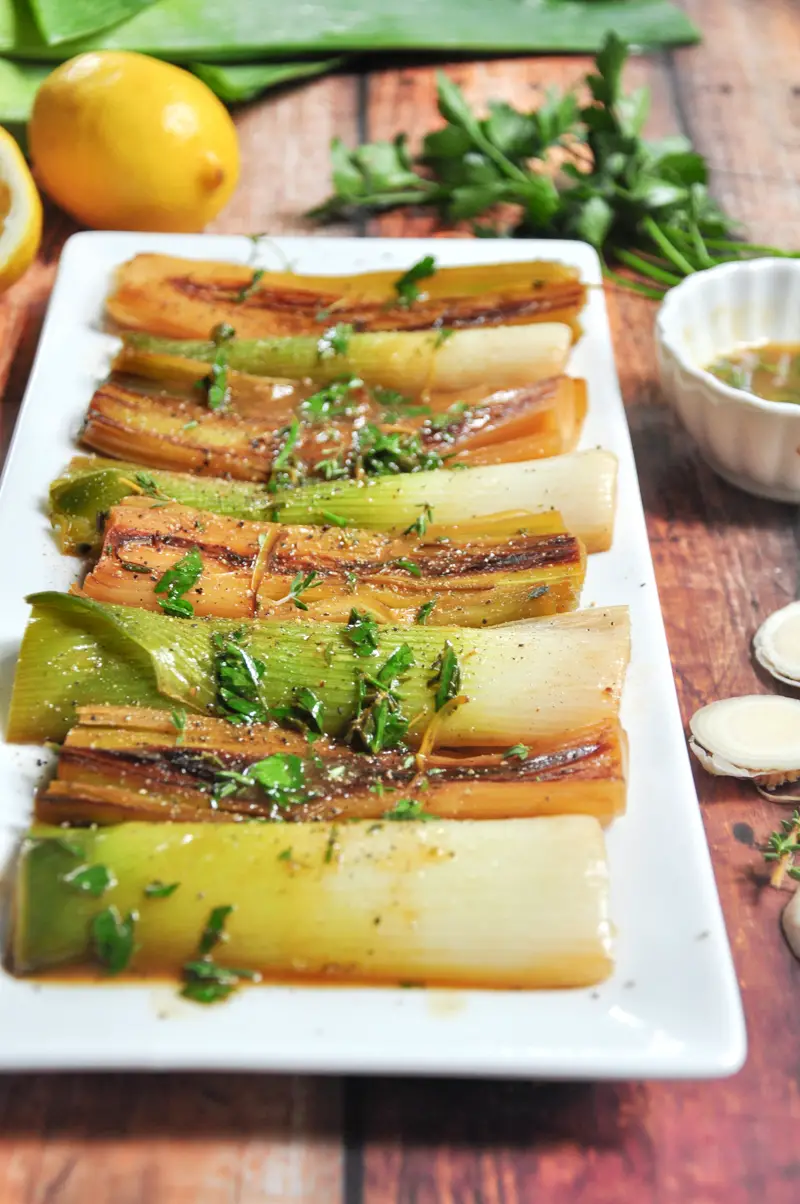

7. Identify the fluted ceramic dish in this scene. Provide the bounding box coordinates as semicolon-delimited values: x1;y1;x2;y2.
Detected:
656;257;800;502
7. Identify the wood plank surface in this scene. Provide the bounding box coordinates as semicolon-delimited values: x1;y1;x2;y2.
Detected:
2;3;800;1201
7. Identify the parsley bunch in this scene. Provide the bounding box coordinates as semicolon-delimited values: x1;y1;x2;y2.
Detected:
313;34;796;299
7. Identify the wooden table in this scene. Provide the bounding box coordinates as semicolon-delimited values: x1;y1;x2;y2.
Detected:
1;2;800;1200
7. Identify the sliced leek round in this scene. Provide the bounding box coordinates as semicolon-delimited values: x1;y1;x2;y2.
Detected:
689;695;800;784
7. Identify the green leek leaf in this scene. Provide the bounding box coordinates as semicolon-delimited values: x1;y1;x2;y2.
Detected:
4;1;699;63
29;0;156;47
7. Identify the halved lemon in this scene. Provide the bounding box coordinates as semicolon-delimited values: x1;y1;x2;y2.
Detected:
0;126;42;291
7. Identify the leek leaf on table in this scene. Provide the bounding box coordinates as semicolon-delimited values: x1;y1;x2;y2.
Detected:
0;55;345;125
5;1;699;62
28;0;156;47
190;58;346;104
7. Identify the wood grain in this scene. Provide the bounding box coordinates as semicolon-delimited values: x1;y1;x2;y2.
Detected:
2;11;800;1202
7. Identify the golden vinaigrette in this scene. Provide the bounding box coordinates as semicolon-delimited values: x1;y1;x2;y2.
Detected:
706;342;800;405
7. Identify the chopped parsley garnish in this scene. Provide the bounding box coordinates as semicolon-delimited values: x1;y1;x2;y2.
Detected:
271;418;301;476
154;546;203;618
321;510;348;527
429;640;461;711
391;557;422;577
133;471;164;499
415;599;437;625
317;322;354;360
199;904;233;956
144;880;180;898
371;386;432;422
171;707;187;744
181;961;259;1004
528;584;550;600
348;644;415;754
180;905;259;1004
355;424;443;477
383;798;434;821
503;744;529;760
346;608;381;657
62;863;115;897
344;570;358;593
214;752;308;808
300;376;362;423
287;686;326;733
428;400;471;433
92;906;137;974
235;268;265;302
199;322;235;411
433;327;454;348
277;846;293;861
287;569;323;611
213;629;270;725
393;255;436;308
119;558;152;573
403;504;433;537
315;456;349;481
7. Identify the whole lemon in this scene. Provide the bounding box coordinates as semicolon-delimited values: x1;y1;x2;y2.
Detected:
29;51;239;232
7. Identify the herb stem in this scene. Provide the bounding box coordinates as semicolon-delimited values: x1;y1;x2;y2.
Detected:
602;263;665;300
641;217;697;277
613;248;681;286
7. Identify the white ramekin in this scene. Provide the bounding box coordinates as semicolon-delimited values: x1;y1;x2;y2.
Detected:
655;257;800;502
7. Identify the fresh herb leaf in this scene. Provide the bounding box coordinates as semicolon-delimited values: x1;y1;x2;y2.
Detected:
324;825;340;864
301;376;362;424
171;707;187;744
62;863;115;897
321;510;348;527
403;504;433;537
198;323;235;411
391;557;422;577
92;906;137;974
345;570;358;593
287;569;323;611
346;608;381;657
180;959;259;1004
348;644;416;754
313;34;780;299
433;327;454;348
415;599;437;625
503;744;529;760
277;846;294;861
144;880;180;898
133;472;164;499
235;268;265;302
215;752;309;808
429;640;461;711
394;255;437;307
213;629;270;725
272;418;301;473
291;686;325;733
154;546;203;619
354;423;443;477
317;322;354;360
384;798;435;821
198;904;234;956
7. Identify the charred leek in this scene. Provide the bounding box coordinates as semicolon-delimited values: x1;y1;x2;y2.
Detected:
39;706;626;826
108;253;587;340
84;499;585;623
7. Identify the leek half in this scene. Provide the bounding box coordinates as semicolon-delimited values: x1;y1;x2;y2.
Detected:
108;253;586;339
12;817;613;989
8;592;630;745
50;449;618;555
39;705;627;826
122;324;572;393
83;499;585;623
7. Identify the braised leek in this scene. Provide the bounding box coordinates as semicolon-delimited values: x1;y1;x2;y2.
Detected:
50;449;617;555
8;592;630;745
82;367;587;480
121;324;572;394
39;705;626;826
83;499;585;623
108;253;587;339
13;816;613;988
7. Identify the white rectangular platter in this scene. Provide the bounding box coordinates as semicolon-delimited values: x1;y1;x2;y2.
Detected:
0;232;746;1078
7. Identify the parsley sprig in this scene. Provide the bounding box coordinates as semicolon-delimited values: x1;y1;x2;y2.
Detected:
313;35;797;298
154;546;203;618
